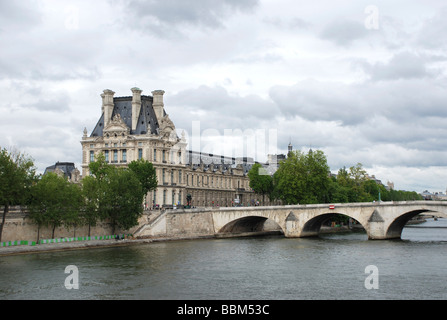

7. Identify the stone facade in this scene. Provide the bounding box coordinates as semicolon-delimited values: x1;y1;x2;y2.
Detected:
0;206;143;242
81;88;273;208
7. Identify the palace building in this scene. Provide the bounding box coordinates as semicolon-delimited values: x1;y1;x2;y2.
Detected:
81;88;279;208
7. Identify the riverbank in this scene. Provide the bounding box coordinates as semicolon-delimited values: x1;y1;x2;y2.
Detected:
0;235;222;257
0;227;359;256
0;216;430;257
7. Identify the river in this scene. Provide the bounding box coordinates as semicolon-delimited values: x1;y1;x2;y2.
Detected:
0;218;446;300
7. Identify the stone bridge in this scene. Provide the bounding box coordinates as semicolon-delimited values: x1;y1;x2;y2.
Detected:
136;201;447;240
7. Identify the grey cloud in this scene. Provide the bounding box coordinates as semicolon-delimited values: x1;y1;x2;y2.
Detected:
169;85;277;121
319;19;369;46
0;25;104;82
270;77;447;127
0;1;42;33
121;0;259;37
269;79;365;125
22;95;71;113
0;83;71;113
359;51;440;81
263;16;312;30
268;76;447;170
415;6;447;49
29;66;102;82
230;52;283;64
164;85;280;150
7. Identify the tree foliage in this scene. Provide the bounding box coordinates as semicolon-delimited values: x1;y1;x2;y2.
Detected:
100;168;144;234
28;172;82;240
87;153;145;234
331;163;423;203
272;149;330;204
27;152;150;240
80;175;101;236
0;148;36;241
247;163;273;205
252;150;423;206
128;158;158;195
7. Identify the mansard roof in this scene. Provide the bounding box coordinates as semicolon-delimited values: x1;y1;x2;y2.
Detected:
44;161;76;179
90;95;164;137
186;150;257;175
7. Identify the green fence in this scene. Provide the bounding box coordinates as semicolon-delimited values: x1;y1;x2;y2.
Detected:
0;240;36;247
1;234;131;247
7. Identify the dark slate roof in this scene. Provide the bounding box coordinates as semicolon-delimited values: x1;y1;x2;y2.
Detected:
90;95;162;137
187;150;236;165
186;150;257;175
44;162;76;179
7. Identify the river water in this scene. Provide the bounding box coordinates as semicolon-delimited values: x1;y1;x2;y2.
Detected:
0;218;446;300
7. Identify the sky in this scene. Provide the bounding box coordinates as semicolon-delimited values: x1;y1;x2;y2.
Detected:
1;0;447;193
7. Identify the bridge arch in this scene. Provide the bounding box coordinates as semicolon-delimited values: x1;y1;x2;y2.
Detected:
217;215;284;235
386;207;447;239
300;211;366;238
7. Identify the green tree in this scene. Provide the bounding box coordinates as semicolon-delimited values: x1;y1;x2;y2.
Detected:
304;149;331;203
80;175;101;237
63;182;83;237
86;154;145;235
86;153;113;225
363;179;390;202
334;163;374;202
387;189;423;201
101;168;145;234
28;172;82;241
327;176;349;203
89;152;113;181
273;149;330;204
347;163;370;202
247;163;273;205
0;148;36;242
128;158;158;195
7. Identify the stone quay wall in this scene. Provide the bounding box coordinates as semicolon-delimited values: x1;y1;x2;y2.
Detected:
0;206;148;243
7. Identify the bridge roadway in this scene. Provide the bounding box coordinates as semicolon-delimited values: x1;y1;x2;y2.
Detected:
212;201;447;239
135;201;447;240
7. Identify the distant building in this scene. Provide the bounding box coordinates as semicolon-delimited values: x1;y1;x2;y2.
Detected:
386;181;394;191
420;190;447;201
433;192;447;200
44;161;81;183
265;153;286;175
421;190;433;200
367;174;382;185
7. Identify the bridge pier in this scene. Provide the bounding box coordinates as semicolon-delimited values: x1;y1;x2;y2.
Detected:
365;209;388;240
284;212;300;237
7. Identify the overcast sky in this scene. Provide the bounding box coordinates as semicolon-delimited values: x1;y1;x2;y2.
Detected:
1;0;447;193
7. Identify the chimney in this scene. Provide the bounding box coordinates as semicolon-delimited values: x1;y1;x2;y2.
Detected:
102;89;115;127
152;90;165;121
131;87;142;131
100;93;105;114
